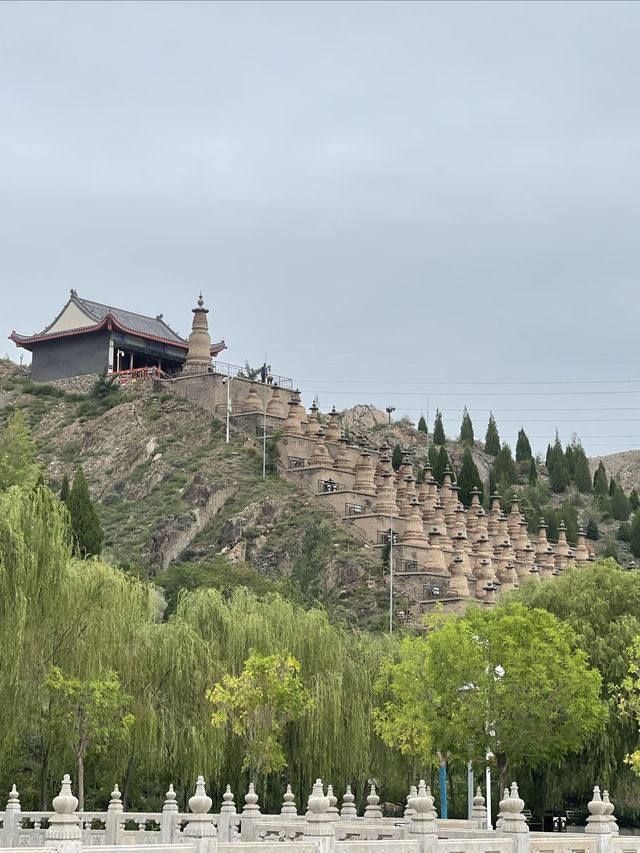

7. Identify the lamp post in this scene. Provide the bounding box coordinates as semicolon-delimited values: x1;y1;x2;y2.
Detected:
116;349;124;373
386;406;395;425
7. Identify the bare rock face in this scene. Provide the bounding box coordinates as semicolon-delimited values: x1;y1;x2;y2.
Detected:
342;404;388;432
590;451;640;493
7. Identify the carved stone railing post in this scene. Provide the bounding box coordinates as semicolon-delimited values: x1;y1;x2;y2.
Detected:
45;775;82;853
182;776;217;853
403;785;417;838
218;785;236;842
281;784;297;816
303;779;334;853
602;791;618;836
586;786;613;853
240;783;261;842
472;787;487;829
105;784;124;845
2;785;21;847
363;784;383;820
496;788;509;831
408;780;437;853
498;783;529;853
161;784;179;844
340;786;357;821
327;785;339;818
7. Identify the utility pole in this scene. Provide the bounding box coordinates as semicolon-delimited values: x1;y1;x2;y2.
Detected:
389;486;394;634
225;376;233;443
262;355;268;479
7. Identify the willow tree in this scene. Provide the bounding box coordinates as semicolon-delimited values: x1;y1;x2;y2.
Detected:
0;410;39;490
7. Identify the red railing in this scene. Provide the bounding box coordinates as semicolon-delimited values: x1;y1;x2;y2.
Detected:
107;366;170;385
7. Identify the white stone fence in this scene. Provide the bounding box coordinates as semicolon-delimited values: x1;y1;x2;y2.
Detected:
0;775;630;853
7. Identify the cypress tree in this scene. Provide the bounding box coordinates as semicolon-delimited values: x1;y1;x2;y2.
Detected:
428;443;439;471
631;512;640;558
611;483;631;522
593;462;608;497
417;415;427;435
391;444;403;472
491;443;517;485
433;446;450;486
484;413;500;457
565;444;576;477
573;447;592;493
549;433;569;493
459;407;474;446
515;428;532;462
545;443;553;470
433;410;446;446
67;466;104;557
457;447;483;506
609;477;617;497
60;474;70;503
630;489;640;512
528;457;537;484
585;519;599;541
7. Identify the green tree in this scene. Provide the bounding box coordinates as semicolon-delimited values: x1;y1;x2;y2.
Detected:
428;443;439;471
630;512;640;558
67;467;103;557
573;446;593;493
208;649;312;786
491;443;517;486
548;433;569;493
391;444;403;472
374;603;604;795
586;519;599;541
417;415;427;435
59;474;70;503
593;462;609;498
45;666;134;810
433;410;445;446
609;477;617;497
618;523;631;542
433;446;451;486
610;483;631;522
512;560;640;804
528;458;537;484
484;413;500;457
459;408;474;446
630;489;639;512
515;428;532;462
0;410;39;490
457;448;483;507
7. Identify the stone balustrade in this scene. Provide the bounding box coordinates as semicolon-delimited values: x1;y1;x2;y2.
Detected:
0;776;626;853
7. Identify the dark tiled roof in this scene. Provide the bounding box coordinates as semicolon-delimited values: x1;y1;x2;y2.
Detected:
74;297;187;345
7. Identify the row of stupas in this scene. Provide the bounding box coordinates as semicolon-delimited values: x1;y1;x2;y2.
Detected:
261;393;597;614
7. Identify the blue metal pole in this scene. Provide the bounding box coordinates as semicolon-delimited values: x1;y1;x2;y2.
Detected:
439;763;448;819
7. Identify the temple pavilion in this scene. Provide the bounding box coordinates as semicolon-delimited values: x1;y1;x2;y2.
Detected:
10;290;226;382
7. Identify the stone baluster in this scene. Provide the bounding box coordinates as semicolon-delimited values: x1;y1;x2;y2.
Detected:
45;775;82;853
217;785;236;842
404;785;417;818
105;784;124;845
281;784;297;816
602;791;618;836
425;786;438;821
499;783;530;853
240;783;261;842
2;784;21;848
471;786;487;828
496;788;509;830
363;783;383;820
182;776;217;853
161;783;179;844
408;780;437;853
340;785;357;820
303;779;334;853
327;785;339;817
585;786;613;853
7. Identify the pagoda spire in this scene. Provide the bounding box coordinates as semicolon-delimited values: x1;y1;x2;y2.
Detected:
183;293;212;372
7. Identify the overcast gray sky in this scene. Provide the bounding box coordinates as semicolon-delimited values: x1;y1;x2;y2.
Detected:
2;0;639;457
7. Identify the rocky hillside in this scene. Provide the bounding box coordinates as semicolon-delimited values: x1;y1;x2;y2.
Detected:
0;362;387;628
590;451;640;494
